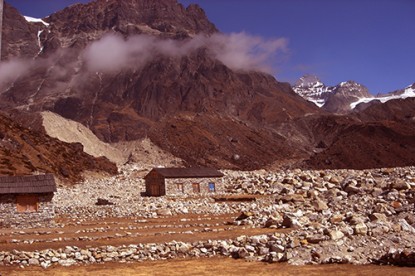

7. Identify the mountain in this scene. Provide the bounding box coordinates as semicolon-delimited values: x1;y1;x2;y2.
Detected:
0;0;319;170
293;75;415;114
1;0;415;173
292;75;332;107
323;81;372;113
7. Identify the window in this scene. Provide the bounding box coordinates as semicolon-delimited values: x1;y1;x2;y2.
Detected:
192;183;200;193
16;194;39;213
208;182;216;192
176;183;184;193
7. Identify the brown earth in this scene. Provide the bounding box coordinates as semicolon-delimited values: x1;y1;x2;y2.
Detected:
148;113;308;170
305;121;415;170
2;256;415;276
302;98;415;170
0;213;281;252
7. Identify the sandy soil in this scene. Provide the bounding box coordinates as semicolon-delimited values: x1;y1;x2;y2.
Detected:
2;257;415;276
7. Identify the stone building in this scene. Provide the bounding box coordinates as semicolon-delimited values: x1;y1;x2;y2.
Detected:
0;174;57;228
144;168;224;196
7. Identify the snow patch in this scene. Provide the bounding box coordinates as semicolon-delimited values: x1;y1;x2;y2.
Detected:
23;16;50;26
308;99;325;108
37;30;44;54
350;85;415;109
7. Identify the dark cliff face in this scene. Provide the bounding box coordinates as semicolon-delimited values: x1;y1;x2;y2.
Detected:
46;0;217;40
1;3;40;60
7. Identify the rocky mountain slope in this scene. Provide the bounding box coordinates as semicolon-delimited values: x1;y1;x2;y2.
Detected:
0;112;117;182
41;111;127;165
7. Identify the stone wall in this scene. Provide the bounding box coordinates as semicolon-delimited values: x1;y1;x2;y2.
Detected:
165;177;223;195
0;193;55;228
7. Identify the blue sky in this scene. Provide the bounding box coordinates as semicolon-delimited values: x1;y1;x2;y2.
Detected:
5;0;415;94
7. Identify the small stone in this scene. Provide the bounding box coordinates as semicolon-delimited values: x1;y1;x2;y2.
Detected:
59;259;76;267
306;235;327;244
369;213;387;222
328;230;345;241
281;215;302;229
41;261;51;269
51;257;59;263
390;179;411;190
269;244;285;253
156;208;172;216
313;198;328;211
330;214;344;224
235;212;253;221
237;248;249;258
391;201;403;209
28;258;40;266
399;219;415;233
354;223;368;235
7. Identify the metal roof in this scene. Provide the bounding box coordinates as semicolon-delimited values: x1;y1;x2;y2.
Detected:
0;174;57;194
146;168;224;179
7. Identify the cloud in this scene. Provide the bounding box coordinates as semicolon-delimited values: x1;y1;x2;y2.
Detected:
82;32;289;73
208;32;288;73
0;59;33;85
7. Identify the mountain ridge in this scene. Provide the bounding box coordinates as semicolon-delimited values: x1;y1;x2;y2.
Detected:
293;75;415;114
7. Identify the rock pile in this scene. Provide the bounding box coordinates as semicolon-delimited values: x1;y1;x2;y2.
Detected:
2;165;414;267
0;233;292;268
376;249;415;267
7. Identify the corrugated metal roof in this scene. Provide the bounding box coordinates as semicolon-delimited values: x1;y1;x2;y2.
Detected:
146;168;224;179
0;174;57;194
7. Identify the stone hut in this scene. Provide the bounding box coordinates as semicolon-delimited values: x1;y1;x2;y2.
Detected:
0;174;57;228
144;168;224;196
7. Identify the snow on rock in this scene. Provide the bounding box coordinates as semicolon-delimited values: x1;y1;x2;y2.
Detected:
350;84;415;109
292;75;333;107
23;16;50;26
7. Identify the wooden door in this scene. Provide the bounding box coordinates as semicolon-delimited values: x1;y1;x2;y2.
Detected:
16;194;39;213
192;183;200;193
150;184;160;196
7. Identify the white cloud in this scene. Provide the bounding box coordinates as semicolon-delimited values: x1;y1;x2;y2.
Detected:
0;59;32;85
82;32;289;73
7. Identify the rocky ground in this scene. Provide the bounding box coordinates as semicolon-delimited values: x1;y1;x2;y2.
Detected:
1;165;415;268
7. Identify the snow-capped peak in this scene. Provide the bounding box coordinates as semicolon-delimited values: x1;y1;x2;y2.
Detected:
293;75;333;107
23;16;50;26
